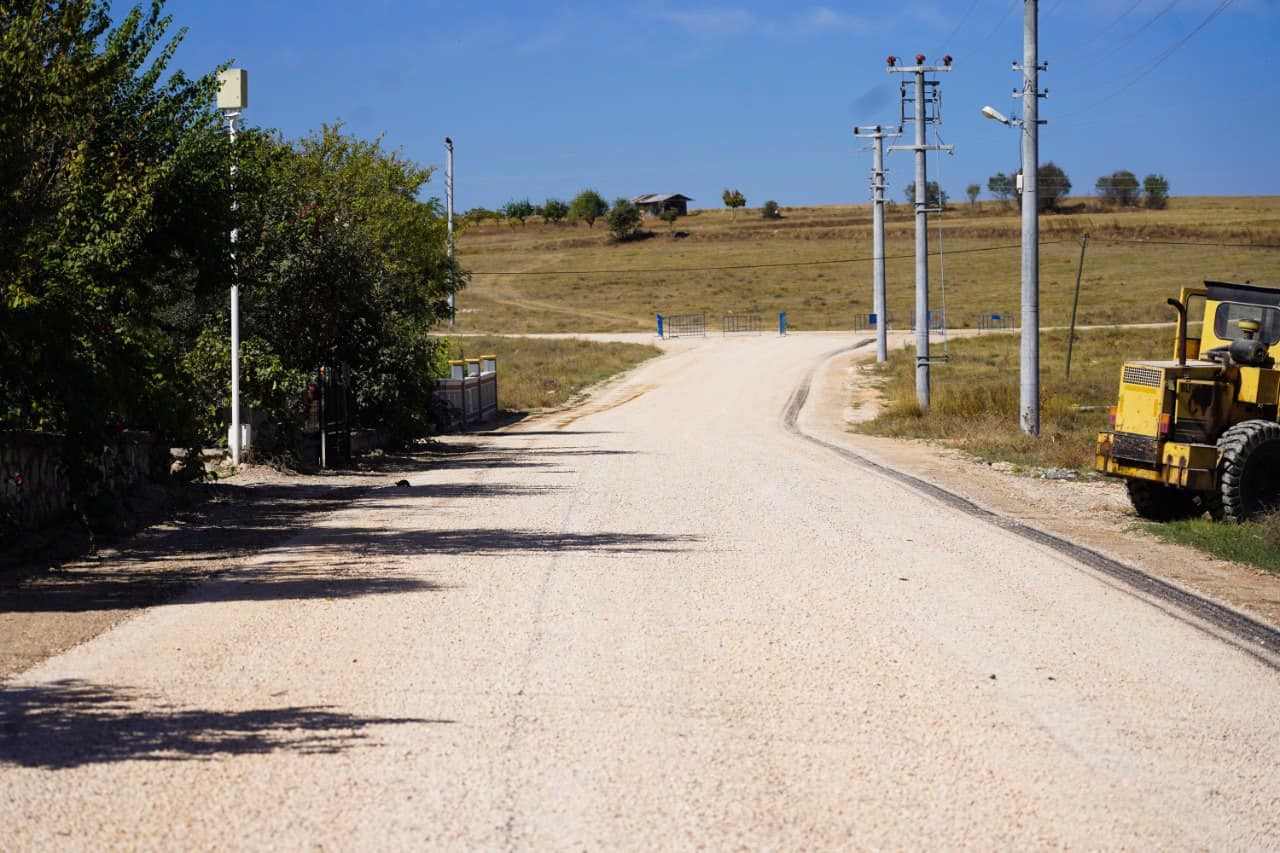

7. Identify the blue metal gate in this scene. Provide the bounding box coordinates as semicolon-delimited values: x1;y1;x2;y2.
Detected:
722;313;763;335
661;312;707;338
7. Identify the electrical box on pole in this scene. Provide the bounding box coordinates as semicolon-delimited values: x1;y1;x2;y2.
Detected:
887;55;953;412
217;69;248;110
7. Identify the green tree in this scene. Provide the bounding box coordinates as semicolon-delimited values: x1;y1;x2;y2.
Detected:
761;200;781;220
659;207;680;230
1096;170;1140;206
501;198;534;226
0;0;232;501
722;188;746;219
198;124;459;449
569;189;608;228
1143;173;1170;210
903;181;947;208
606;198;643;242
987;173;1014;204
1018;162;1071;212
543;198;569;224
966;184;981;206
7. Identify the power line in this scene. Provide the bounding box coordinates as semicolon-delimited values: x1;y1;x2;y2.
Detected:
1061;0;1234;117
941;0;980;51
1058;0;1143;60
1060;1;1178;66
467;241;1063;277
1089;236;1280;250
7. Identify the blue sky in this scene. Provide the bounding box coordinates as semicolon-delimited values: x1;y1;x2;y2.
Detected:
161;0;1279;210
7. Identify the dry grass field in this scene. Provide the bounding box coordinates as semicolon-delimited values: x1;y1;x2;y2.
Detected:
447;336;660;413
454;196;1280;333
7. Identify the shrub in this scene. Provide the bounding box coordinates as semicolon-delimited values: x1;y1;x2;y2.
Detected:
607;198;643;242
1143;174;1170;210
762;200;782;219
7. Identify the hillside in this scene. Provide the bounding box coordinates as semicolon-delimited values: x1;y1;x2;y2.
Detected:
453;196;1280;333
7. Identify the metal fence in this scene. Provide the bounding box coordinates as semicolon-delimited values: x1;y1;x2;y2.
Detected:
853;312;893;332
304;362;352;468
721;313;763;335
660;312;707;338
435;356;499;428
909;309;946;331
977;312;1017;331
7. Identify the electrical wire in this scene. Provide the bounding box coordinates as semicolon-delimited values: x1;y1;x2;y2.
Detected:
1057;0;1144;61
1088;236;1280;250
467;241;1064;277
941;0;980;51
1061;0;1234;118
982;0;1021;42
1060;1;1179;66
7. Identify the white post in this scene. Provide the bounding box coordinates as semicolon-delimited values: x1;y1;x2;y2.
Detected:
227;110;242;464
218;68;248;465
446;137;455;326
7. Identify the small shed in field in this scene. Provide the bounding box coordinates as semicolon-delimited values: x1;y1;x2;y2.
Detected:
632;193;692;217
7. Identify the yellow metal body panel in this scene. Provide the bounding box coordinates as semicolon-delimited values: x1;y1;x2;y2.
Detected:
1115;381;1162;436
1095;432;1218;490
1239;368;1280;406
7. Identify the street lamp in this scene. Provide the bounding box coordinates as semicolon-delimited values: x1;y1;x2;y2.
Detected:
217;68;247;464
445;137;455;325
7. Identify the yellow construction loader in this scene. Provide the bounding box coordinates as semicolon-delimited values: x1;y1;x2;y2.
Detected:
1096;281;1280;522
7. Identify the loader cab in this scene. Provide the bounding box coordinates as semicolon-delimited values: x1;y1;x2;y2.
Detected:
1196;281;1280;365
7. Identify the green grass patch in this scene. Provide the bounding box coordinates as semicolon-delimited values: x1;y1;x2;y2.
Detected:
1140;514;1280;575
449;336;661;413
856;326;1170;470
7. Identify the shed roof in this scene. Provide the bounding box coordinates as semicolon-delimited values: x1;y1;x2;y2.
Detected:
632;193;693;204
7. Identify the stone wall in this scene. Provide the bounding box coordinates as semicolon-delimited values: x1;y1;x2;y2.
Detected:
0;431;163;534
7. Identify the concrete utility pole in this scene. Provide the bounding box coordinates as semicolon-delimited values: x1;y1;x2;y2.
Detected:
445;137;455;326
888;55;952;411
1018;0;1045;435
854;125;901;363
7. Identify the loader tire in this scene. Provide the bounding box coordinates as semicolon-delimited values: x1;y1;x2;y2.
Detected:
1125;478;1202;521
1217;420;1280;523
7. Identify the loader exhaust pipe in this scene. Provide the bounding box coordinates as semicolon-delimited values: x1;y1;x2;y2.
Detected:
1167;298;1188;367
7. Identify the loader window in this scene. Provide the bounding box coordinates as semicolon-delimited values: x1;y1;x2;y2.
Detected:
1186;292;1205;349
1214;302;1280;345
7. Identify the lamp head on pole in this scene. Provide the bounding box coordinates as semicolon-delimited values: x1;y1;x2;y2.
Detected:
216;69;248;110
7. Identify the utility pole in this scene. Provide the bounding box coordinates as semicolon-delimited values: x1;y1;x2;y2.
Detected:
217;69;248;465
854;124;901;363
1018;0;1045;435
445;137;455;326
888;55;952;411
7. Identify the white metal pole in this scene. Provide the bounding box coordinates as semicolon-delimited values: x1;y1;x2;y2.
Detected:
1020;0;1041;435
446;137;455;326
913;68;930;412
228;111;241;464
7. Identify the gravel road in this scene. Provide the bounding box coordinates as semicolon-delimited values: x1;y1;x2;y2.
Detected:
4;333;1280;848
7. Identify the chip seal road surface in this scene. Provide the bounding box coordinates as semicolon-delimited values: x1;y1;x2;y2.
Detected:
3;333;1280;849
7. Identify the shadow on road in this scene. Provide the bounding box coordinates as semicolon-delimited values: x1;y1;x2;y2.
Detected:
0;679;450;769
303;528;702;558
